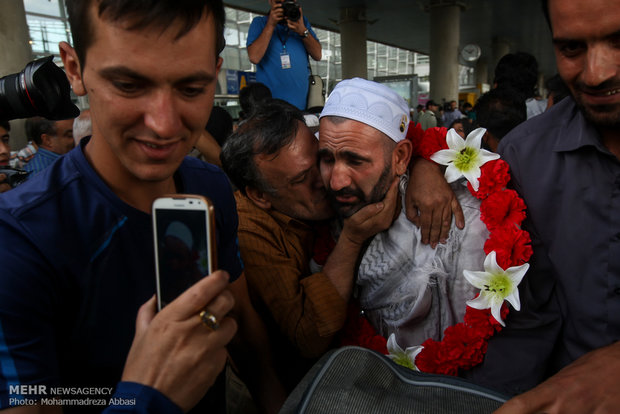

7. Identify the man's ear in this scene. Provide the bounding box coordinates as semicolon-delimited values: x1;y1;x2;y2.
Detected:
59;41;87;96
216;56;223;75
482;131;499;153
245;186;272;210
393;139;413;176
40;133;53;149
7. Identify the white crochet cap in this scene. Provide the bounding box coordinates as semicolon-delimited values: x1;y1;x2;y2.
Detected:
165;221;193;249
320;77;410;142
303;113;319;127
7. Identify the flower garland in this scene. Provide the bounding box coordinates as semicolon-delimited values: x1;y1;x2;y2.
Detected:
341;126;533;377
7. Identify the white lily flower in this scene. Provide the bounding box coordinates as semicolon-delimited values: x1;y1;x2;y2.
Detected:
386;333;423;370
463;251;529;327
430;128;500;191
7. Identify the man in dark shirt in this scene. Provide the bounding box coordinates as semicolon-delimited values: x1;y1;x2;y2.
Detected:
464;1;620;412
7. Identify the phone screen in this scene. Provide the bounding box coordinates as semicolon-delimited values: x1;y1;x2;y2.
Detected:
154;208;210;309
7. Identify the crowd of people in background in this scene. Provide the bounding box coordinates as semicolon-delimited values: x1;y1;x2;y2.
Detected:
1;0;619;413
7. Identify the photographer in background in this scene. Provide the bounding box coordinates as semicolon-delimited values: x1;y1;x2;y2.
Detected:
247;0;321;110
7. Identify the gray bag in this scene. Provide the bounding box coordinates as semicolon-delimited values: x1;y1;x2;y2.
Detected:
280;346;508;414
306;71;325;112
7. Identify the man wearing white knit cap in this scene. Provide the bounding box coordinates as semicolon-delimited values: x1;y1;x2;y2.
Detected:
319;77;411;217
318;77;489;350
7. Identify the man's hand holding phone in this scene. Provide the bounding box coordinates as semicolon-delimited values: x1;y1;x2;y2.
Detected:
121;270;237;412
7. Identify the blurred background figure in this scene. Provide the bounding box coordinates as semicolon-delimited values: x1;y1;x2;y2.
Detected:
461;102;475;123
0;120;12;194
239;82;273;125
474;87;526;152
493;52;546;119
23;116;74;177
419;100;439;130
0;120;10;168
1;121;29;193
442;100;463;127
192;106;234;167
545;74;571;110
10;118;39;169
411;104;424;124
448;118;474;139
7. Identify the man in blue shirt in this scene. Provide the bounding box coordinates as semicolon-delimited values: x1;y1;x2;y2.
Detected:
23;117;74;176
0;1;284;413
247;0;322;110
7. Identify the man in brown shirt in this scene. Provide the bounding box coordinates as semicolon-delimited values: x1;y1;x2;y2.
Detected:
221;99;398;388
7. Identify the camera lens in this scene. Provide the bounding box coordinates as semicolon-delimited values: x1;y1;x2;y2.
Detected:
0;56;79;121
282;0;301;22
0;167;30;188
0;71;34;120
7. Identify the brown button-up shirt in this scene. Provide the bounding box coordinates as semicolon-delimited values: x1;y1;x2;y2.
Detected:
235;192;347;384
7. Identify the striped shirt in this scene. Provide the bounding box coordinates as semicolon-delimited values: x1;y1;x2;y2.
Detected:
24;148;60;176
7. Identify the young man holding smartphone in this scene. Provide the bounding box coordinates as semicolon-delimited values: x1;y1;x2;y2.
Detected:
0;1;284;413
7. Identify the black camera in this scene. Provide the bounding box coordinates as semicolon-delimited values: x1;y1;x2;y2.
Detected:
0;56;79;121
281;0;301;22
0;167;30;188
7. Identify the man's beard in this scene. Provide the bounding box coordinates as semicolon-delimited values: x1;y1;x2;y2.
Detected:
578;102;620;127
329;162;393;218
571;82;620;128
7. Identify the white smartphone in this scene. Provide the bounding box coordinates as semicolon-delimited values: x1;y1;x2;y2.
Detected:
152;194;216;311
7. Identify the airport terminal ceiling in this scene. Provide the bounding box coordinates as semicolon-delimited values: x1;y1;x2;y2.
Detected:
223;0;556;78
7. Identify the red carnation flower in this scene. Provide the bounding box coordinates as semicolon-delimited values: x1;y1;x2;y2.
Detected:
442;324;487;369
484;225;533;269
416;127;449;160
468;159;511;200
416;338;460;376
464;304;509;338
480;189;527;231
406;121;424;146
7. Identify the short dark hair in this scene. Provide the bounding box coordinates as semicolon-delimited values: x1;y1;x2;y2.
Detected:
25;117;56;146
541;0;550;28
65;0;226;66
474;88;526;141
206;106;233;147
545;73;570;105
0;120;9;132
449;118;475;137
239;82;272;121
493;52;539;100
220;99;305;196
